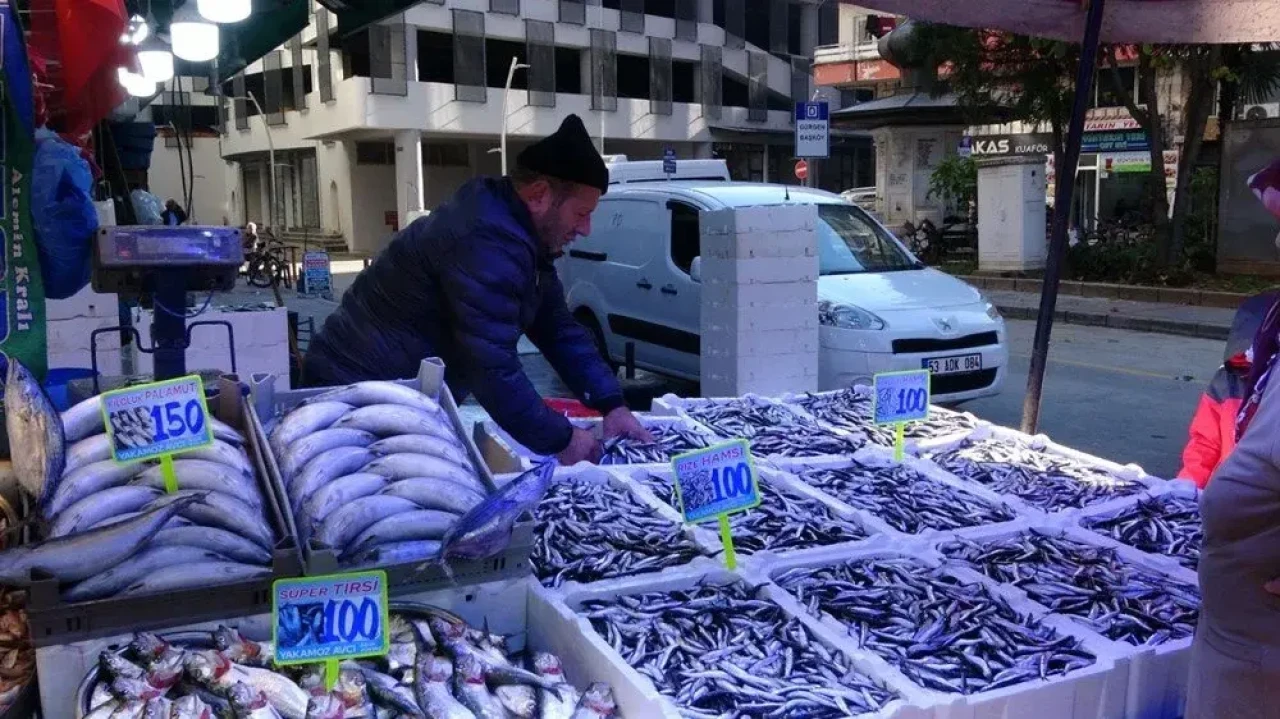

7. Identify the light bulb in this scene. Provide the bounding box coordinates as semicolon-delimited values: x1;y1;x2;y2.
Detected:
197;0;251;24
137;47;175;83
118;68;156;97
171;21;220;62
121;14;150;45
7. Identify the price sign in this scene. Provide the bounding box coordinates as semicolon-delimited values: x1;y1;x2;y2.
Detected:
873;370;931;461
101;376;214;492
273;571;390;689
671;439;760;570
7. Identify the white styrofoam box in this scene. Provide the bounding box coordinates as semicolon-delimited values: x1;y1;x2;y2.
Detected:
703;305;819;334
699;255;820;284
700;277;819;309
46;285;121;321
545;565;925;719
930;523;1196;719
47;314;126;376
1074;479;1202;576
915;426;1157;516
761;544;1131;719
700;203;819;237
701;327;821;357
133;306;291;389
523;466;723;595
768;448;1032;541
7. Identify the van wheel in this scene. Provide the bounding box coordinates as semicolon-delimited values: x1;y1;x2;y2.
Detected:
576;311;619;373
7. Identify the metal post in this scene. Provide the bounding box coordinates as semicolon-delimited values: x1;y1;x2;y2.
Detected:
245;91;277;232
500;57;530;175
152;271;189;380
1020;0;1107;434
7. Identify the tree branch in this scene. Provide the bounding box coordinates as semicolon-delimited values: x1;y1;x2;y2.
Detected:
1105;48;1150;128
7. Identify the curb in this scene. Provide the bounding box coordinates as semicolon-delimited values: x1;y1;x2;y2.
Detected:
963;275;1252;309
996;305;1230;341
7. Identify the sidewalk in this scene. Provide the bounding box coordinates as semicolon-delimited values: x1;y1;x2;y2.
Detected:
987;289;1237;340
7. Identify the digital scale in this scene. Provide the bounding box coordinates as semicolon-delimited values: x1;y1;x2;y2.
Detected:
90;226;246;383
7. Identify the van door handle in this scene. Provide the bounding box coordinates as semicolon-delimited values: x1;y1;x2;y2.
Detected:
661;285;678;295
636;279;653;290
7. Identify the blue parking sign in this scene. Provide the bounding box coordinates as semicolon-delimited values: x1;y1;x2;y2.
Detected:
663;147;677;175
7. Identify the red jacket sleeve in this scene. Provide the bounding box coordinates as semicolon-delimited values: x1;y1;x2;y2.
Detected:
1179;393;1224;488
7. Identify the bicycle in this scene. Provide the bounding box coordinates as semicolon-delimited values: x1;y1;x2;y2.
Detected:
244;233;290;289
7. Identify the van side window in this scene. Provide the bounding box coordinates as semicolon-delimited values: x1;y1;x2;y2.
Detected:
669;202;700;275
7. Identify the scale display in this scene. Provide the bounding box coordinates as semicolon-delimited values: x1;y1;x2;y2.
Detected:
97;226;244;268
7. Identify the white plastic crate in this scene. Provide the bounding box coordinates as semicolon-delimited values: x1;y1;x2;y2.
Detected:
771;447;1033;541
931;523;1196;719
761;544;1131;719
651;392;866;462
544;565;929;719
516;466;724;595
777;385;984;453
1074;479;1202;576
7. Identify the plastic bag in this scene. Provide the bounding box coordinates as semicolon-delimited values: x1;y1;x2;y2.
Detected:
130;189;163;225
31;129;98;300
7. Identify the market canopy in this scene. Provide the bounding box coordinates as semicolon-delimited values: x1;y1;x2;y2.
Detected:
839;0;1280;44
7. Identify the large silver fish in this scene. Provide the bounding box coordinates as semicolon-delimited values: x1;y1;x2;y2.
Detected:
161;490;275;548
311;495;420;553
379;477;485;515
439;461;556;562
278;428;375;481
64;545;228;601
65;435;251;477
120;561;271;596
346;540;442;568
46;459;148;518
6;359;66;508
49;485;163;538
133;460;259;504
149;526;272;564
302;381;445;415
296;473;388;540
63;396;244;446
269;401;353;455
288;447;377;511
344;509;458;558
369;434;470;465
0;494;200;583
332;404;454;439
361;454;481;491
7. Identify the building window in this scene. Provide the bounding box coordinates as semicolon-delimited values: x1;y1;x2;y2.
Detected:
674;0;696;42
748;51;768;122
526;20;556;108
263;50;286;126
724;0;745;49
769;0;789;55
590;29;618;112
233;74;248;130
620;0;644;33
290;35;307;111
700;45;723;120
317;7;334;102
491;0;520;14
453;10;487;102
370;16;409;97
424;143;469;167
650;37;673;116
559;0;585;24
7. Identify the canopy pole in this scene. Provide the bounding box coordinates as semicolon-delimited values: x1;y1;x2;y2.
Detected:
1021;0;1107;434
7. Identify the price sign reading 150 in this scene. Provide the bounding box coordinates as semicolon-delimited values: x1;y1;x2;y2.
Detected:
101;375;214;464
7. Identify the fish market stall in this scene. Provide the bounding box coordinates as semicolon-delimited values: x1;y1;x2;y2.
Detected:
478;414;720;468
653;395;864;460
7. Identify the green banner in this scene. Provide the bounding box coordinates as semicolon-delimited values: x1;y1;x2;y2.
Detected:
0;4;46;379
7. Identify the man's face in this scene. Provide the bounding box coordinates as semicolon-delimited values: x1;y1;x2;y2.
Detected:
525;181;601;256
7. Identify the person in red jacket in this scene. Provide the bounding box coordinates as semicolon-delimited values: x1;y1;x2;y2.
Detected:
1178;291;1277;487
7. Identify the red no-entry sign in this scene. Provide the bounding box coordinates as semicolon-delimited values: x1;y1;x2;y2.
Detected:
794;160;809;181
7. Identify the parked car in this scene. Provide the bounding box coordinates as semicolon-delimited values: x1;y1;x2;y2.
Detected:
559;172;1008;403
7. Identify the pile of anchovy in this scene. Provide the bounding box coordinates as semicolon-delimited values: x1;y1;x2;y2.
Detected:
774;558;1097;695
578;581;898;718
794;389;978;443
600;423;714;465
639;472;867;555
798;462;1017;534
532;480;708;588
926;439;1145;511
941;531;1200;646
1082;494;1202;571
686;399;861;457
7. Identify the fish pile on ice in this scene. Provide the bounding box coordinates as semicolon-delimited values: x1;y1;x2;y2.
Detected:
925;438;1145;511
0;361;274;600
82;606;618;718
1082;493;1202;570
684;398;860;458
530;479;707;588
578;580;896;719
0;590;32;715
792;388;977;445
797;459;1017;534
272;383;482;568
598;422;713;465
774;558;1098;695
638;472;867;555
941;531;1200;646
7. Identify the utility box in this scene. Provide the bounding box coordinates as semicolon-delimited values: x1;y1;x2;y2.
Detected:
977;156;1048;272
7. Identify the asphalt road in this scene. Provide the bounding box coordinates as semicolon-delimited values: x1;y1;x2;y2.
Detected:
963;319;1224;480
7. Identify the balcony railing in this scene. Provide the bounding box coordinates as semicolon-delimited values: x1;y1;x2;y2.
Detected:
813;40;881;65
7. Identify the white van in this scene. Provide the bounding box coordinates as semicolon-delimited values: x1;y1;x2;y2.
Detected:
559;178;1008;403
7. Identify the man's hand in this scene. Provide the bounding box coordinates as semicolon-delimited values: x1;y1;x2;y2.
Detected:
602;407;655;443
558;427;602;466
1265;578;1280;597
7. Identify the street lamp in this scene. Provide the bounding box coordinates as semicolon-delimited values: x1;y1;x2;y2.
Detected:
495;57;530;175
227;91;279;231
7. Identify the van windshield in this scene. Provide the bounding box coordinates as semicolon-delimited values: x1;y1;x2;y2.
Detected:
817;204;920;275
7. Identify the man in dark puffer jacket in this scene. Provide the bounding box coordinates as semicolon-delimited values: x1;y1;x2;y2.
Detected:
304;115;652;465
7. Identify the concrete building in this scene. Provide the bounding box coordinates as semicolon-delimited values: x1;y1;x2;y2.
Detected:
144;0;873;255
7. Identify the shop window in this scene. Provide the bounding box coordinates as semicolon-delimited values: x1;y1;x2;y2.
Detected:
424;143;469;167
356;141;395;165
669;201;700;275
